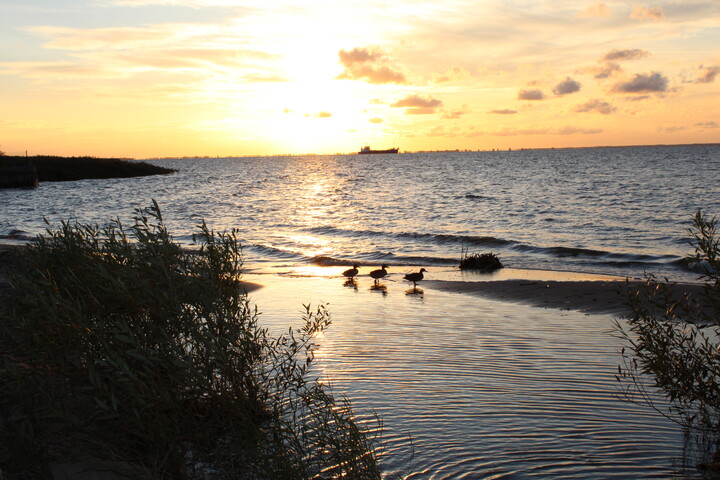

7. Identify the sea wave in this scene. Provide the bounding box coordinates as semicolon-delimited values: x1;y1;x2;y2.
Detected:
304;225;514;248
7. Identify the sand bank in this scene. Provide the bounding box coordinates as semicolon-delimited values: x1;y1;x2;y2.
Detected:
423;279;636;316
1;244;703;316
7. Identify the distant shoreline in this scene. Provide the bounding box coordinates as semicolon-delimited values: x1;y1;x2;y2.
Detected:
0;155;175;185
140;142;720;161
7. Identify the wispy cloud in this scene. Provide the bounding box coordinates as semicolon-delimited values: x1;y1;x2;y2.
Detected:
489;109;518;115
629;6;665;21
470;126;603;137
696;65;720;84
442;105;469;119
602;49;649;62
576;4;611;19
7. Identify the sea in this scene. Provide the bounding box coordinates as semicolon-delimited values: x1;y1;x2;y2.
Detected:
2;144;720;478
2;144;718;282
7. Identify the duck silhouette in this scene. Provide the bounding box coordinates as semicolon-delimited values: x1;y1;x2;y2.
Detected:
342;264;359;279
404;268;427;287
369;264;388;285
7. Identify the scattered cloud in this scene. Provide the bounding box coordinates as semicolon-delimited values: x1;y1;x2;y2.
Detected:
472;126;603;137
585;62;622;79
369;117;383;124
625;95;651;101
573;99;617;115
442;104;469;119
576;4;611;18
391;94;443;114
553;77;581;96
696;65;720;84
314;111;332;118
602;49;650;62
489;109;518;115
518;89;546;100
612;72;668;94
659;125;687;133
695;121;720;129
337;47;407;85
556;126;603;135
630;6;665;21
433;67;472;83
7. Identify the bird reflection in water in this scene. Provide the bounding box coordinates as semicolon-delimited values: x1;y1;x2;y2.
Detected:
343;278;358;290
405;286;424;296
370;283;388;296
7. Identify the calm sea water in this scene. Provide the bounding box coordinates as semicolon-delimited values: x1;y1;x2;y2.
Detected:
2;144;719;478
2;144;718;282
250;275;690;479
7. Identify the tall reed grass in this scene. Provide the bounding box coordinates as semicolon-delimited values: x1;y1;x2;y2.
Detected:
0;202;381;479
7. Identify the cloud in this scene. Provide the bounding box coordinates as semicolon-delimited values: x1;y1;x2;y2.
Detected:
696;65;720;84
489;109;518;115
338;47;382;65
552;77;581;96
630;6;665;21
369;117;383;124
602;49;650;62
576;4;611;18
612;72;668;93
433;67;472;83
556;126;604;135
573;99;617;115
314;111;332;118
0;61;110;79
473;126;603;137
442;104;469;119
391;94;443;114
584;49;649;80
695;121;720;129
337;47;407;85
659;126;686;133
518;89;546;100
585;62;622;79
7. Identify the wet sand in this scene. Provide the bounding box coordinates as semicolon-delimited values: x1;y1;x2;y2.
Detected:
0;243;704;317
424;279;638;316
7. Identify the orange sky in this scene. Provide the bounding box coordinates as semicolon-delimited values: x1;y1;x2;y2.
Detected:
1;1;719;157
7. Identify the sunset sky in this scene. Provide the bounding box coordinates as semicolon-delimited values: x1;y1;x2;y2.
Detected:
1;0;719;157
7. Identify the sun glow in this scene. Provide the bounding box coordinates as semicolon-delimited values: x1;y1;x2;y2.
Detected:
2;0;720;156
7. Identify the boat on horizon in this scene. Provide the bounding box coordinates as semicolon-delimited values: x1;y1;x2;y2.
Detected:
359;146;399;154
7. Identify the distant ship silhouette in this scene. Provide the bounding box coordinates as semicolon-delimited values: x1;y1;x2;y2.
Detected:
359;146;399;154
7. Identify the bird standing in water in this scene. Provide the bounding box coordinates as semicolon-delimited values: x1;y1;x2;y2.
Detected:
343;265;359;279
404;268;427;287
369;264;388;285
